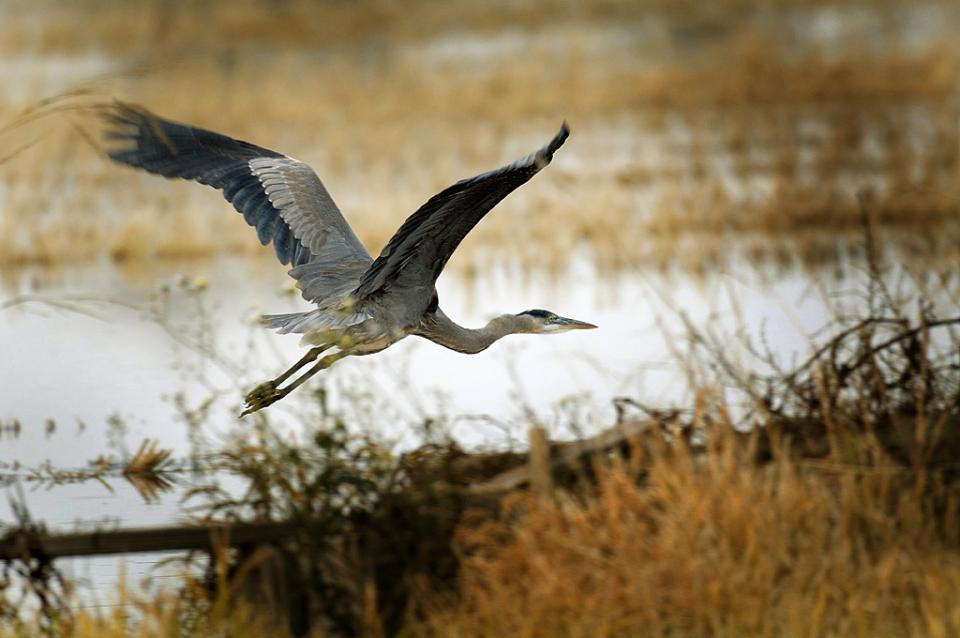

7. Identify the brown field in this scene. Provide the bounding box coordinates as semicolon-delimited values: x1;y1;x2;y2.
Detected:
1;0;958;277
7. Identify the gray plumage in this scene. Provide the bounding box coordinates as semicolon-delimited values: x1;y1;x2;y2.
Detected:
100;102;593;414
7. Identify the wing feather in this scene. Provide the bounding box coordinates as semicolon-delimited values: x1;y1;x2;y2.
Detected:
100;102;372;304
353;123;569;301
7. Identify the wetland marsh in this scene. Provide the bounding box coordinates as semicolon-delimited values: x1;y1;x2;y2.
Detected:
3;0;960;634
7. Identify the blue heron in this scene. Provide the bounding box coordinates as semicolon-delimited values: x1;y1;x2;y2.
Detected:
101;103;595;415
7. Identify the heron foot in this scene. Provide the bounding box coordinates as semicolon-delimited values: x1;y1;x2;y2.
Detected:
240;381;286;417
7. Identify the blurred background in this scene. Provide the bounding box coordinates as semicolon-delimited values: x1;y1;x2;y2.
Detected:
1;0;960;625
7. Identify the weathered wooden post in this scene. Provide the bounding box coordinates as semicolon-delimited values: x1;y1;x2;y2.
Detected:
528;426;552;501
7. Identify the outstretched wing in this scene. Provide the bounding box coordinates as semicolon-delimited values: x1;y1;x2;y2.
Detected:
100;102;372;303
353;123;569;301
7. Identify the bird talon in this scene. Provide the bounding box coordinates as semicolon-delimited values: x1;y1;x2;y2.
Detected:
241;382;285;416
246;380;277;400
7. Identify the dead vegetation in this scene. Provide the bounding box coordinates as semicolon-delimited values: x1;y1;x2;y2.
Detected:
413;429;960;637
0;0;958;277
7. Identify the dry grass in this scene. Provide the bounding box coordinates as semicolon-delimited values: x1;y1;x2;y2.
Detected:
0;0;958;277
0;579;302;638
414;434;960;638
9;430;959;637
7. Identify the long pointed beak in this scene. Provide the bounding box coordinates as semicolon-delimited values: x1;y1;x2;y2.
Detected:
557;317;598;330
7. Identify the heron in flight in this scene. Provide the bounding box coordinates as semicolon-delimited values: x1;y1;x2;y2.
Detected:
100;103;595;415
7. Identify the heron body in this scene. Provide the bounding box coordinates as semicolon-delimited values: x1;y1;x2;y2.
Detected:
100;103;595;414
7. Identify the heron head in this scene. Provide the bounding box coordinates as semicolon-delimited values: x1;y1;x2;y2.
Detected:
515;309;597;334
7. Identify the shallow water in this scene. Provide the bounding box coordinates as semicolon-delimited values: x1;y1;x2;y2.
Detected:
0;252;842;473
0;247;856;578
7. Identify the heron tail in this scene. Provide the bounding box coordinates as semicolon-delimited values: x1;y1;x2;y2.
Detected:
261;306;369;336
260;311;317;334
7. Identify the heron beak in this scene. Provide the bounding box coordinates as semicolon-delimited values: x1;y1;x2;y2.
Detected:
556;317;598;330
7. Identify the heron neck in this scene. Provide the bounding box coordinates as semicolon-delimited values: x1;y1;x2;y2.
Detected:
416;309;522;354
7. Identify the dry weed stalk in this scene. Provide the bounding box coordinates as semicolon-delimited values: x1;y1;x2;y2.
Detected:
122;438;175;502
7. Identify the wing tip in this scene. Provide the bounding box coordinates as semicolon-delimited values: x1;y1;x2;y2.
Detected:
537;121;570;167
97;100;149;129
98;100;160;161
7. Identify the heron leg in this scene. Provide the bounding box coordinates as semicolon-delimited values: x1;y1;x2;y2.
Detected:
274;345;332;386
243;345;330;403
241;351;348;416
